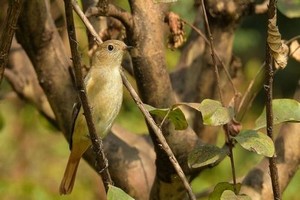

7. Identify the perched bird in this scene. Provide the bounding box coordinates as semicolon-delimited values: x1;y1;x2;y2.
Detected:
59;40;130;195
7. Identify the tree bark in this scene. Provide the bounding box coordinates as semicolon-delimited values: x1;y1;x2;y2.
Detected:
16;0;76;136
128;0;200;198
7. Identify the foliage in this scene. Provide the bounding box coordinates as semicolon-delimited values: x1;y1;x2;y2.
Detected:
255;99;300;130
147;99;233;129
188;144;227;168
107;185;134;200
234;130;274;157
208;182;242;200
220;190;251;200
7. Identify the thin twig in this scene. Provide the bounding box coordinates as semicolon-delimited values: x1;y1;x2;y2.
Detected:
236;64;265;121
63;0;112;192
85;4;133;31
72;2;195;199
200;0;224;105
0;0;23;85
222;124;238;194
285;35;300;45
181;18;237;95
228;141;237;192
72;0;102;44
200;0;238;192
265;0;281;199
121;70;196;200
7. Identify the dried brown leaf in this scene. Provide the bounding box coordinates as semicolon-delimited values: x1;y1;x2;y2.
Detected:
164;12;185;49
267;16;289;69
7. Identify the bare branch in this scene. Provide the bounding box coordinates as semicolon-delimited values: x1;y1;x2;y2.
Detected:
180;16;237;96
64;0;112;191
86;4;133;31
200;0;224;105
4;38;55;122
72;0;102;44
264;0;281;198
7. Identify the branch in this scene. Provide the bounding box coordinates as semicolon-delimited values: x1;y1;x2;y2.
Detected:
181;16;238;98
264;0;281;199
4;38;55;123
200;0;224;105
63;0;112;192
200;0;238;191
71;0;102;44
0;0;23;84
85;4;133;31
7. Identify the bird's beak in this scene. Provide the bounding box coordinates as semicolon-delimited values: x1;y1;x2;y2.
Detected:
125;45;133;50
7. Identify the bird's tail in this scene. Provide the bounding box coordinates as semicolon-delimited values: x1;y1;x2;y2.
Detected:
59;155;80;195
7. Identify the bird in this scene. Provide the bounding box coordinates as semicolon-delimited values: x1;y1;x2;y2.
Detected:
59;40;130;195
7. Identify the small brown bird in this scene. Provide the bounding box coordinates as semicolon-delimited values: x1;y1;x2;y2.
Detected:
59;40;130;195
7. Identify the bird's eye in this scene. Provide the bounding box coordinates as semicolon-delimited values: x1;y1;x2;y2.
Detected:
107;44;114;51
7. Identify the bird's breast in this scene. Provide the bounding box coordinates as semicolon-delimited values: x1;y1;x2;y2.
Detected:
85;68;123;137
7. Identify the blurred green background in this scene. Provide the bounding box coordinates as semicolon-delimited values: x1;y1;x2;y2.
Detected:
1;0;300;199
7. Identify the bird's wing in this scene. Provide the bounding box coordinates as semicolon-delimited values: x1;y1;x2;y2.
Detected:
69;102;81;150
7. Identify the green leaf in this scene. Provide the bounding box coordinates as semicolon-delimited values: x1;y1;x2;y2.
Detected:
255;99;300;130
178;99;233;126
145;99;233;130
145;104;188;130
209;182;241;200
278;0;300;18
188;144;228;168
220;190;251;200
234;130;275;157
107;185;135;200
